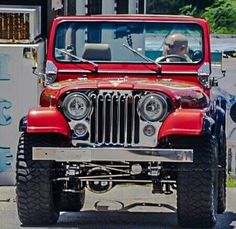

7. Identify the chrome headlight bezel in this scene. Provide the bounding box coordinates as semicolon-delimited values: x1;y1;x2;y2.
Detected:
62;92;91;120
138;93;168;122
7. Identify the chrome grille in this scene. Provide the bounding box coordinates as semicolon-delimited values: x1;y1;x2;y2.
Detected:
89;91;140;146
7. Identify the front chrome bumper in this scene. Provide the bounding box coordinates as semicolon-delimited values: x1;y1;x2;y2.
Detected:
32;147;193;163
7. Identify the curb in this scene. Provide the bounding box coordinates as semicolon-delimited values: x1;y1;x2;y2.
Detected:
211;34;236;39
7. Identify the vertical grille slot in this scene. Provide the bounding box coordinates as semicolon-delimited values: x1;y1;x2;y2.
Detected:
90;91;140;146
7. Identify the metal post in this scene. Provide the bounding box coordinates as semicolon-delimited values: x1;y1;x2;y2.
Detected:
144;0;147;14
102;0;115;14
128;0;136;14
64;0;68;15
76;0;87;15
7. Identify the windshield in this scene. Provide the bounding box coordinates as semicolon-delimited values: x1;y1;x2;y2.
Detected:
54;21;203;63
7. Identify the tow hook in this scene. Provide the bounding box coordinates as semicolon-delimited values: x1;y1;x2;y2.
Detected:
148;164;164;194
149;164;174;194
152;178;163;194
164;183;173;195
152;179;174;195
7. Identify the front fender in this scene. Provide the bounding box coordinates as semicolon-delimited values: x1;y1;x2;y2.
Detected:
26;107;71;137
158;109;214;140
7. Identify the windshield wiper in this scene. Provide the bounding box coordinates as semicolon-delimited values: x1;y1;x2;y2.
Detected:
123;44;161;73
55;48;98;72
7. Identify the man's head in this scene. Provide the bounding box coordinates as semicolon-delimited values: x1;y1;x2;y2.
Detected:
163;33;189;56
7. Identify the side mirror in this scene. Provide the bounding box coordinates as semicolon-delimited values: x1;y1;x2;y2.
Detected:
211;51;226;80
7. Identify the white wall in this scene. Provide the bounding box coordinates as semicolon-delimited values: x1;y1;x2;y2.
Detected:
0;42;44;185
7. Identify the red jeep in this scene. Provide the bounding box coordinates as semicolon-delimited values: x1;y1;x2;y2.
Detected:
16;15;226;228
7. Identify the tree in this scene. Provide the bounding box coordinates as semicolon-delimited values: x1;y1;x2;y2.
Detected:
147;0;214;15
146;0;236;34
202;0;236;34
147;0;181;14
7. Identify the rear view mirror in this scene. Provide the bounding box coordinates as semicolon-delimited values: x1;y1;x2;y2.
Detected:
114;26;128;39
114;25;143;39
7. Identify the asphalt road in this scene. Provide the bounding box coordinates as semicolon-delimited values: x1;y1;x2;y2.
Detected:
0;185;236;229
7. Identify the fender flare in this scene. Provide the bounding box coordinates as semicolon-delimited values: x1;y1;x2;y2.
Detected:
19;116;27;132
158;109;215;140
26;107;71;138
215;106;226;138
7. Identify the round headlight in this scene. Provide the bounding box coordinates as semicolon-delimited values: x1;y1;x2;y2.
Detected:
62;93;91;120
138;94;167;122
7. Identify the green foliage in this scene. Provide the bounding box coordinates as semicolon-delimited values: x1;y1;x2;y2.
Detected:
227;175;236;188
147;0;214;15
146;0;236;34
179;4;198;17
147;0;182;14
202;0;236;34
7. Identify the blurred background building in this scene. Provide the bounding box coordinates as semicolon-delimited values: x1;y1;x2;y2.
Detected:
0;0;146;185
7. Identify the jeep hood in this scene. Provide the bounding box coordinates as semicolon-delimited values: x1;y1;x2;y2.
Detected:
40;77;209;109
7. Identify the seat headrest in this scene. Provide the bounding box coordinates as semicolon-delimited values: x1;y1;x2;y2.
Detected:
82;43;111;61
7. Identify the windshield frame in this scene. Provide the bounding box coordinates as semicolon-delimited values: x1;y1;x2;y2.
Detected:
53;20;205;66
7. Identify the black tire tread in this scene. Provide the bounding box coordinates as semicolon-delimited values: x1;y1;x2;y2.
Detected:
217;129;227;213
175;136;218;228
16;133;59;225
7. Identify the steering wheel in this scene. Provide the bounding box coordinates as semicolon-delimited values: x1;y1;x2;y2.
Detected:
156;54;187;63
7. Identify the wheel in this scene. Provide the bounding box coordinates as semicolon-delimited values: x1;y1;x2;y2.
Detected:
16;133;64;225
59;190;85;211
174;135;218;228
217;126;227;213
156;54;188;62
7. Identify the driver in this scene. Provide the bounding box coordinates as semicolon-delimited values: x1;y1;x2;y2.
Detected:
156;33;192;62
